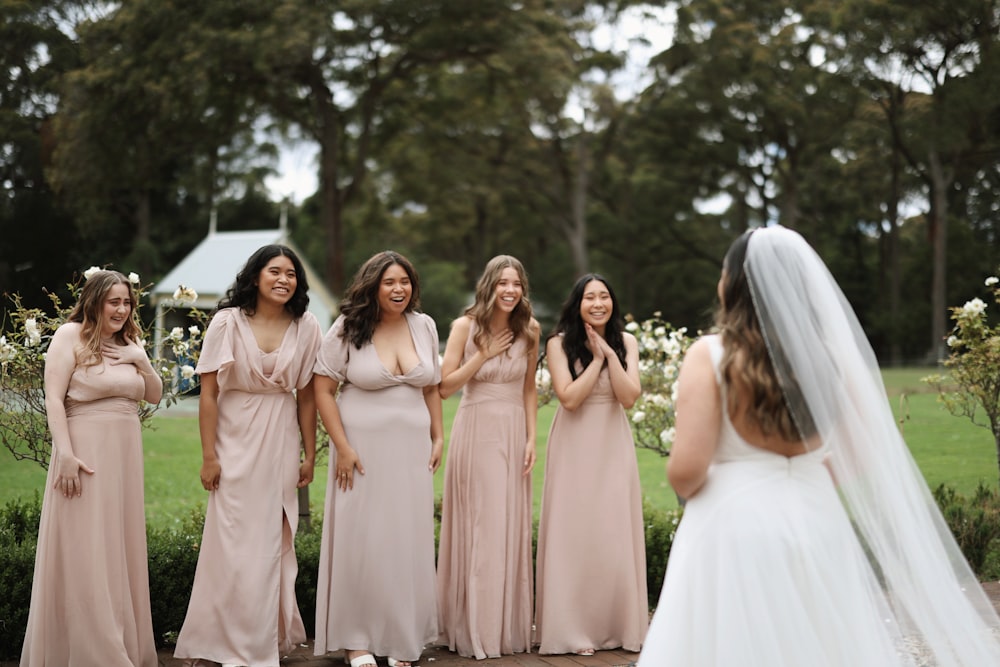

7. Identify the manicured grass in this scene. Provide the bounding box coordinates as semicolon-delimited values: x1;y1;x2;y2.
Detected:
2;367;997;528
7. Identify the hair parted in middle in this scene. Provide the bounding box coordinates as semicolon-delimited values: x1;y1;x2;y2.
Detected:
217;244;310;318
547;273;627;380
339;250;421;349
465;254;534;351
67;269;143;367
715;229;812;441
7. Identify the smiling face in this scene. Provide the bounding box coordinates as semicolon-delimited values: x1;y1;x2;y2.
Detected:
494;267;523;314
377;262;412;317
101;283;133;338
256;254;298;307
578;279;614;332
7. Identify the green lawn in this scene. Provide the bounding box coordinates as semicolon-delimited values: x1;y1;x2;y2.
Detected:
2;367;997;528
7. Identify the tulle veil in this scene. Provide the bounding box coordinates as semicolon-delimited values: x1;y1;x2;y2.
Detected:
745;225;1000;664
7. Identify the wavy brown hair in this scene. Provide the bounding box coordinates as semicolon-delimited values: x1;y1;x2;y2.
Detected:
466;255;534;351
67;270;142;367
716;230;805;441
339;250;420;348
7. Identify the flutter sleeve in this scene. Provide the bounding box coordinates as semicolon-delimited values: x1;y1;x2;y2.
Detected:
294;311;323;389
314;314;350;382
195;308;236;375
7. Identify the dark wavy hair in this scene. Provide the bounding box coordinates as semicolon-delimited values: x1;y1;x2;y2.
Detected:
339;250;420;348
465;255;534;350
67;270;142;367
217;245;310;318
716;229;814;440
546;273;627;380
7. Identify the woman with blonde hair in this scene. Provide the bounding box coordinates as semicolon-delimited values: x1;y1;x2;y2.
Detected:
640;226;1000;665
436;255;539;659
21;270;162;667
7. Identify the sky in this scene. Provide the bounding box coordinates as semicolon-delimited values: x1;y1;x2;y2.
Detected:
263;5;677;203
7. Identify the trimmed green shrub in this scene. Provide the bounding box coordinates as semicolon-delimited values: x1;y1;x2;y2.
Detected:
0;495;41;660
933;482;1000;576
643;500;683;609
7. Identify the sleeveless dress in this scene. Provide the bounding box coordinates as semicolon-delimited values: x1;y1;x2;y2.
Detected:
21;344;157;667
534;361;648;654
638;335;907;666
313;312;441;661
436;321;533;659
174;308;322;665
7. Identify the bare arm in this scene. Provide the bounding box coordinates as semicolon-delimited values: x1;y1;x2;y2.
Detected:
521;320;540;474
296;377;317;488
44;323;95;497
666;338;722;499
424;383;445;472
198;372;222;491
315;373;365;491
598;331;641;408
438;316;513;398
547;334;604;412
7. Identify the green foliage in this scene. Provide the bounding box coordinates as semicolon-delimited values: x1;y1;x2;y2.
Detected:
932;483;1000;578
643;499;683;609
924;274;1000;484
146;507;204;647
0;275;206;468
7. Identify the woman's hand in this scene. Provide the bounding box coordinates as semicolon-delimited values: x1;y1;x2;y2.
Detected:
428;439;444;473
53;452;95;498
200;458;221;491
101;339;148;367
481;329;514;358
335;447;365;491
297;459;315;488
584;323;606;362
522;440;536;476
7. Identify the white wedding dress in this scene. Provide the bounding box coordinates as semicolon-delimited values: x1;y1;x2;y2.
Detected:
639;335;909;666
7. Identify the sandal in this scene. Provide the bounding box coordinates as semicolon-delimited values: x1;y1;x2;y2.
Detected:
388;658;415;667
575;649;596;656
345;652;377;667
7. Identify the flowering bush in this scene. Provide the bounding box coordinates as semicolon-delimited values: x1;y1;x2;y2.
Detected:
0;269;206;468
626;313;694;457
535;313;694;457
924;274;1000;485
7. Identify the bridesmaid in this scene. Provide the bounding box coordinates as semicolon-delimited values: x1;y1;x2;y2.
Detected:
534;273;648;655
436;255;539;659
313;250;444;667
21;270;162;667
174;245;322;667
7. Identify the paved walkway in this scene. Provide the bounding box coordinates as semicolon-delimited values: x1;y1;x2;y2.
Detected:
157;645;641;667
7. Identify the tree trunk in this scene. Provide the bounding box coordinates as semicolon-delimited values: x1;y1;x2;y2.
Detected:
887;147;902;365
568;135;590;277
318;103;344;296
928;148;950;362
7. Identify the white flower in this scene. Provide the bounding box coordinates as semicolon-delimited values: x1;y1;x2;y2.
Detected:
180;365;196;380
962;298;987;316
24;318;41;346
535;366;551;389
188;325;201;336
83;266;101;280
172;341;190;355
947;335;959;348
172;285;198;305
169;326;185;341
0;336;15;362
625;321;639;332
986;277;999;287
654;326;666;337
659;427;676;445
632;410;646;423
128;272;140;285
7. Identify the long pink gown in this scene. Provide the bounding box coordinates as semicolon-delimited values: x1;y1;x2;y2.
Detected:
174;308;322;666
20;339;157;667
313;312;440;662
534;364;648;654
436;321;533;659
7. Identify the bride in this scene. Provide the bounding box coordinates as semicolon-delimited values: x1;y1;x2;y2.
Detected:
639;226;1000;666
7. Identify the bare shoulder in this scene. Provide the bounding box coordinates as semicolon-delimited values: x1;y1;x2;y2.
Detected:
622;330;638;350
527;317;541;340
450;314;473;334
682;336;716;370
51;321;82;344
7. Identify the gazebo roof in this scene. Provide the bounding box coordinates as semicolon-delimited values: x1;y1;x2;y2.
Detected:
151;227;337;327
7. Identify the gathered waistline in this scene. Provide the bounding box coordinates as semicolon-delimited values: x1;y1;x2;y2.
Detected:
66;396;139;418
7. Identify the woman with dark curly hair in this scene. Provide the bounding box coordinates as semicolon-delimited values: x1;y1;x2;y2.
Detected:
21;269;162;667
313;250;444;667
174;244;322;667
436;255;539;659
534;273;648;656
